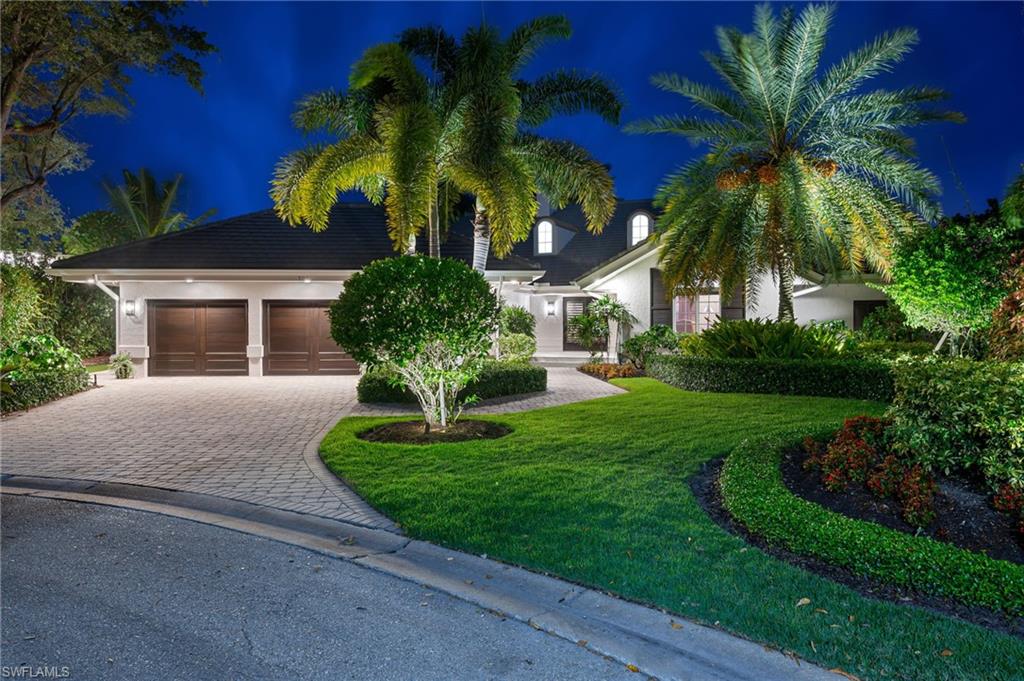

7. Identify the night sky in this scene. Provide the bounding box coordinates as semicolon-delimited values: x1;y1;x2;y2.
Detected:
49;1;1024;224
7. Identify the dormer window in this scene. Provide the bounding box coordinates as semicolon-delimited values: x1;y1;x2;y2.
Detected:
536;219;553;254
630;213;651;246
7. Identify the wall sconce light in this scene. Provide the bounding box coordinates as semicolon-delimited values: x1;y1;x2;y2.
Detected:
303;277;312;284
185;277;194;284
123;298;139;317
545;299;557;317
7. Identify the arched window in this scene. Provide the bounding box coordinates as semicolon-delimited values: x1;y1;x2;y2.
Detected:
536;219;553;254
630;213;650;246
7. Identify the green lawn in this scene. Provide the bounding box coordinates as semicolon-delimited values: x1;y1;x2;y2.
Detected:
85;363;109;373
320;378;1023;680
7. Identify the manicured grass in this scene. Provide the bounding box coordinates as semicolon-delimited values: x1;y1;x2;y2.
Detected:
85;363;109;373
321;379;1023;680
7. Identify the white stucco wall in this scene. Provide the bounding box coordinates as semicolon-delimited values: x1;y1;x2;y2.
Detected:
117;279;345;377
586;249;660;333
746;275;889;327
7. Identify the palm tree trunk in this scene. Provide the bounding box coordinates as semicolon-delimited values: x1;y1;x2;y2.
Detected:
428;199;440;258
471;205;491;273
777;261;795;322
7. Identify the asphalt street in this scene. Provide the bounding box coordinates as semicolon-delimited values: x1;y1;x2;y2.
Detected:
0;495;637;681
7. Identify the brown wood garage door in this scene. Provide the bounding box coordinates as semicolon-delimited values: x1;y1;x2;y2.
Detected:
148;301;248;376
263;301;358;375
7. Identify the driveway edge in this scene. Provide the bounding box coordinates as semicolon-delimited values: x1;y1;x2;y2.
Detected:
2;475;841;681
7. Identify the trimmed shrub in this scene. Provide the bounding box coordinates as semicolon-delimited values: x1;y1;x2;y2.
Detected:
497;333;536;363
621;325;678;369
358;361;546;404
852;340;934;360
721;433;1024;614
888;356;1024;489
857;304;930;343
648;354;893;402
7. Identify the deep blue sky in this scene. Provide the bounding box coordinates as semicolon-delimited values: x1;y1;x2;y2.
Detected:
50;1;1024;222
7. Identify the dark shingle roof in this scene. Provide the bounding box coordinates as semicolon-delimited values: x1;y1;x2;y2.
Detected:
509;199;656;285
51;204;540;273
51;199;657;283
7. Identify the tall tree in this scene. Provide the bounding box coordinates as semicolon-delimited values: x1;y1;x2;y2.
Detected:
271;44;451;256
0;1;215;211
627;3;962;321
401;17;622;270
101;168;215;239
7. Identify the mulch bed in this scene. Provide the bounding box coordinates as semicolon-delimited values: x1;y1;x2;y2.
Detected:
690;457;1024;637
781;447;1024;565
357;419;510;445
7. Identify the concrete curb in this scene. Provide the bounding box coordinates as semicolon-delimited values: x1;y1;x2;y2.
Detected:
2;475;841;681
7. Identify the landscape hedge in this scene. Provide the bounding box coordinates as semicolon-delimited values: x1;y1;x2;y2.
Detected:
720;433;1024;615
2;366;90;413
647;354;893;402
358;361;547;404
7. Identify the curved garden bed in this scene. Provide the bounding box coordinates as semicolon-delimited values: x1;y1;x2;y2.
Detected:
719;433;1024;616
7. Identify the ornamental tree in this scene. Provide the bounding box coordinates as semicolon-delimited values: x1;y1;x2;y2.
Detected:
330;256;500;431
882;201;1022;355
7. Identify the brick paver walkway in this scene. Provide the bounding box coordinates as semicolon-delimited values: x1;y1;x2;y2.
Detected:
2;369;621;530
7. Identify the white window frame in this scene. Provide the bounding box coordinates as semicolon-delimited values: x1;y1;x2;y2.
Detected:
536;219;554;254
629;213;651;246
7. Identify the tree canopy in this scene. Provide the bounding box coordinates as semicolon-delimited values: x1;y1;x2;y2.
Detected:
627;3;962;320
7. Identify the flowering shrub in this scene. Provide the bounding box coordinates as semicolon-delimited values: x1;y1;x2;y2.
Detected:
805;416;939;528
578;362;641;380
993;483;1024;513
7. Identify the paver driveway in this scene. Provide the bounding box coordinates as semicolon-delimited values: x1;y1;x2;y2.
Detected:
1;369;621;530
1;375;394;528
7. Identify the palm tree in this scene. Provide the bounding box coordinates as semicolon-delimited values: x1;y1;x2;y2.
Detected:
103;168;214;238
626;3;962;321
590;295;639;361
399;17;622;270
271;44;450;256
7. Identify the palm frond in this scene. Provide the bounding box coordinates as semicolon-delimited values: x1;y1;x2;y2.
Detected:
399;26;458;81
505;15;572;71
518;70;622;127
649;73;755;129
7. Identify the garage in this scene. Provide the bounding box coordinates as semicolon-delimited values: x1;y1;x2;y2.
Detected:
148;301;248;376
263;301;358;375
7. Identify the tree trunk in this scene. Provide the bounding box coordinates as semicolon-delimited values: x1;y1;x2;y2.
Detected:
777;262;795;323
471;204;491;273
428;199;440;258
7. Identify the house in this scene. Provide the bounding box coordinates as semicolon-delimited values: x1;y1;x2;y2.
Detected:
48;200;888;377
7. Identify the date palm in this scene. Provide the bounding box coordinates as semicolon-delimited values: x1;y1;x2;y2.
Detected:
400;16;622;270
627;3;962;321
103;167;214;237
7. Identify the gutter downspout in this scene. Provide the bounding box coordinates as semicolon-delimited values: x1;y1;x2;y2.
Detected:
93;275;119;358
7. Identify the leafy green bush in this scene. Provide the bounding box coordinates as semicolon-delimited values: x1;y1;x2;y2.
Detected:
0;334;89;413
567;311;608;360
331;256;500;430
497;333;535;363
693;318;845;360
888;356;1024;489
109;352;135;379
499;306;535;337
622;324;679;369
1;264;44;346
721;433;1024;614
648;354;893;401
857;304;929;342
358;360;546;404
852;340;935;360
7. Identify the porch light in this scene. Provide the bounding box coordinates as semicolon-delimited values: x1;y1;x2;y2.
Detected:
303;277;312;284
545;299;557;317
123;298;139;317
185;277;194;284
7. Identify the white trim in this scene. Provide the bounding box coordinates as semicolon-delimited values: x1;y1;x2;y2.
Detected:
793;285;824;298
578;245;660;291
49;267;543;284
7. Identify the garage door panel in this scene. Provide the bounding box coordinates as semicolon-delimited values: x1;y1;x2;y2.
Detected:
264;302;357;375
149;302;247;376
